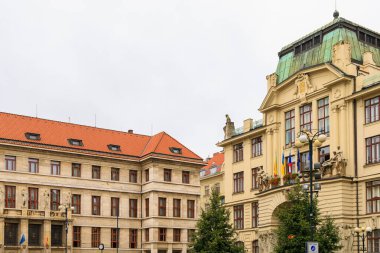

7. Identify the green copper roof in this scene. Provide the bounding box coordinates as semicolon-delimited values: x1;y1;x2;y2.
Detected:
276;18;380;84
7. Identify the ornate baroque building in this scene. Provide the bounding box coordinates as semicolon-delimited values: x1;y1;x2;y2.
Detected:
208;15;380;252
0;113;204;253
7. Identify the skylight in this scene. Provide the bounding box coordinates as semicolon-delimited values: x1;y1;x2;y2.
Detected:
108;144;121;151
25;132;41;141
68;139;83;146
169;147;182;154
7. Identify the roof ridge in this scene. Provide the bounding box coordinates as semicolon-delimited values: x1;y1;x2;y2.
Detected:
151;131;166;153
0;111;150;138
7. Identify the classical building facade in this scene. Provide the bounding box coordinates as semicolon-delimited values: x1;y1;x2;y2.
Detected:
0;112;204;253
199;152;224;210
210;15;380;253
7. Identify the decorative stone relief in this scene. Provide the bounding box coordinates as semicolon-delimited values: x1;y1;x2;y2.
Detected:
334;88;342;99
339;225;354;252
0;187;3;210
268;114;274;124
64;192;72;206
258;231;275;252
321;147;347;177
294;73;315;99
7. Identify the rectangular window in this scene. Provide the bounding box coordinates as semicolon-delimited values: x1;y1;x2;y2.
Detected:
5;156;16;171
233;143;244;162
111;168;120;181
145;228;149;242
29;188;39;210
29;158;39;173
92;196;101;215
366;135;380;164
252;240;259;253
159;228;166;241
188;229;195;242
92;165;101;179
187;200;195;218
5;185;16;208
173;199;181;217
72;194;81;214
91;227;101;248
233;205;244;229
233;171;244;193
51;161;61;175
173;228;181;242
164;169;172;182
145;198;149;217
367;181;380;214
300;104;312;132
205;185;210;196
50;189;60;211
145;169;149;182
111;228;119;248
368;229;380;253
182;171;190;184
29;223;42;246
129;199;138;218
51;225;63;246
130;229;138;248
72;163;81;177
318;146;330;164
159;197;167;216
318;97;329;134
252;137;263;157
129;170;138;183
5;222;18;245
111;197;120;217
252;167;259;190
73;226;81;247
252;202;259;228
285;110;295;145
215;183;220;194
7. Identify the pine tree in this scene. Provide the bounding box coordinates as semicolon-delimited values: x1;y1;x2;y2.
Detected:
274;184;341;253
190;188;244;253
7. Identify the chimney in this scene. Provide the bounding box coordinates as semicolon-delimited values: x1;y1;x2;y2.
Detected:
128;129;134;134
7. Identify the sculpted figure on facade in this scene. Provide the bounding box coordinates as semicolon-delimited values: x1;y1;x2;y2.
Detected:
321;147;347;177
64;192;72;206
258;231;275;252
257;167;270;191
223;114;235;139
294;73;315;99
21;188;27;208
43;190;50;210
0;187;3;210
339;226;354;252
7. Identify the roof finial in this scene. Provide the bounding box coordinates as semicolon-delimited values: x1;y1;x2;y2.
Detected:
333;0;339;19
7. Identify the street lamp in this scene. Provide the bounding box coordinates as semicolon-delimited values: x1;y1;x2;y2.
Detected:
59;204;75;253
354;226;373;253
295;130;326;241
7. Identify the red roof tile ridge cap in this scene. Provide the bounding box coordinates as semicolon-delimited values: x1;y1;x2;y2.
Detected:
160;131;203;160
151;131;166;153
0;111;150;138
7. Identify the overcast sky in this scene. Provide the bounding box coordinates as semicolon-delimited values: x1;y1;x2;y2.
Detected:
0;0;379;159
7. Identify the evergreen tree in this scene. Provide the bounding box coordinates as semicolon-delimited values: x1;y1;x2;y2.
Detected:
190;188;244;253
274;184;341;253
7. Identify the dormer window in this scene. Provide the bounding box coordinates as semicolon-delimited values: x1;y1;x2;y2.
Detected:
25;132;41;141
68;139;83;146
169;147;182;154
108;144;121;151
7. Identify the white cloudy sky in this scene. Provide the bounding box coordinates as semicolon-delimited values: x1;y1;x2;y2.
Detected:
0;0;379;159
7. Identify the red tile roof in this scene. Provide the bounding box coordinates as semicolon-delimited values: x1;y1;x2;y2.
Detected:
0;112;202;162
201;152;224;177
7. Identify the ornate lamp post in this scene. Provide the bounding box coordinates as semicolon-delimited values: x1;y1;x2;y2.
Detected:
295;130;326;241
354;226;372;253
59;204;74;253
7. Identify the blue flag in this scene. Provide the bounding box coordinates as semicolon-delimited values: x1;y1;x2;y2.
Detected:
19;233;25;245
297;149;301;173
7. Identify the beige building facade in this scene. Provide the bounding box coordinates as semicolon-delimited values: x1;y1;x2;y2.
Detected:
0;113;204;253
209;15;380;253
